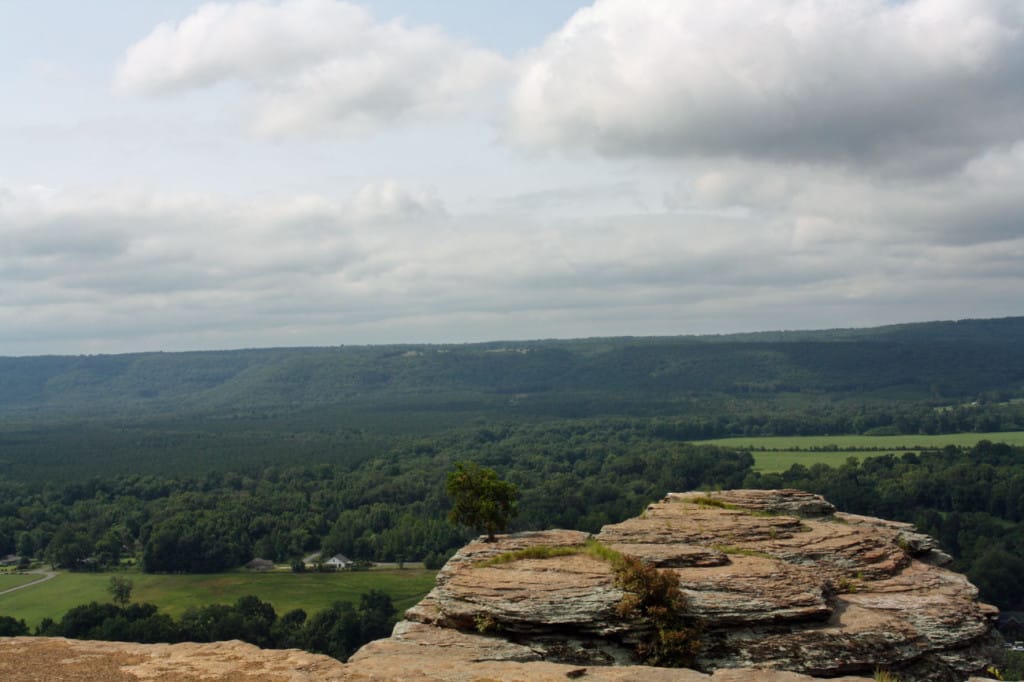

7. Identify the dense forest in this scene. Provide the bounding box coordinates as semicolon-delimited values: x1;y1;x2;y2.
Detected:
1;317;1023;617
1;421;1023;612
0;316;1022;483
3;318;1023;424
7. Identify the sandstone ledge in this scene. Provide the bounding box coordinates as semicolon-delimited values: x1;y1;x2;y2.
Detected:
0;636;347;681
0;634;881;681
394;489;1001;682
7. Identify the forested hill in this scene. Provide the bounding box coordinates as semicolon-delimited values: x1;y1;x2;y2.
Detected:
2;316;1023;422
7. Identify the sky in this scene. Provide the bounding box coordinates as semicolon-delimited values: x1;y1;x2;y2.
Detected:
1;0;1022;356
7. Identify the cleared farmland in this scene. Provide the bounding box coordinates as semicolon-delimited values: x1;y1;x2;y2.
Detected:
695;432;1024;473
0;568;437;628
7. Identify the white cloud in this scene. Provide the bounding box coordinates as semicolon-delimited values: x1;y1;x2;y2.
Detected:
116;0;509;135
511;0;1024;171
3;162;1021;355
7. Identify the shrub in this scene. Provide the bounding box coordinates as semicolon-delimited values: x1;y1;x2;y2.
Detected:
613;555;700;667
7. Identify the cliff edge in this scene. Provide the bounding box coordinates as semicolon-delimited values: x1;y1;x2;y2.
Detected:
355;489;1000;682
0;490;1002;681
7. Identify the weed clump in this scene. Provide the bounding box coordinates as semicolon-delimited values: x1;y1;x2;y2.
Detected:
471;538;701;667
613;554;701;667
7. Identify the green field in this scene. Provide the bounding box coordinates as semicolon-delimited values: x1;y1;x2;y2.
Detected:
0;573;46;591
695;432;1024;473
0;569;437;628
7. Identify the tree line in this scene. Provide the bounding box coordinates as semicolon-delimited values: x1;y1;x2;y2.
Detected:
2;420;1023;612
0;590;395;662
0;422;753;572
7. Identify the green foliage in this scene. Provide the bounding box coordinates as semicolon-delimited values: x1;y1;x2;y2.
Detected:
2;317;1023;485
0;426;755;577
581;537;625;564
107;576;132;607
0;569;435;629
0;615;29;636
474;613;499;633
1000;652;1024;681
34;591;396;662
474;544;585;567
689;496;730;508
446;462;518;542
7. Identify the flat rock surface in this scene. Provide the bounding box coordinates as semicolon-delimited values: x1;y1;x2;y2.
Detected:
0;636;348;681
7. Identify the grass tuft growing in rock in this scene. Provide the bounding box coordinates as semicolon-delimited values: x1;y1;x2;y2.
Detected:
687;496;779;518
689;495;731;508
474;545;586;567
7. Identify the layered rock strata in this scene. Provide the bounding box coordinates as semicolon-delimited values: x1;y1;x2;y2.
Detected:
0;490;1001;681
390;489;1000;681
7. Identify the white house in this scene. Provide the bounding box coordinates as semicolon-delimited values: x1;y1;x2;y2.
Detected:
324;553;354;569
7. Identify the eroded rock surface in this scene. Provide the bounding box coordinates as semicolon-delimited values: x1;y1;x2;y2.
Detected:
0;491;1000;681
388;489;1000;681
0;636;348;680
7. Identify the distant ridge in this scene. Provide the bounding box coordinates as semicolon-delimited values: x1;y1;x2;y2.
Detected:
1;316;1021;421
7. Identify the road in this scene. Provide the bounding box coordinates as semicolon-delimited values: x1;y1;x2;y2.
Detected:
0;569;57;596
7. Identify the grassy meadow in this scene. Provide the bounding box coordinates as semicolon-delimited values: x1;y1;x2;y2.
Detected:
0;568;437;628
0;572;47;591
696;431;1024;473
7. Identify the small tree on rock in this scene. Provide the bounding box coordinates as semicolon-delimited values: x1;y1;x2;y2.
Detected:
445;462;518;542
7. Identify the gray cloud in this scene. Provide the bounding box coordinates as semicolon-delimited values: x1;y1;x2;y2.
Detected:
3;2;1022;355
663;142;1024;249
511;0;1024;172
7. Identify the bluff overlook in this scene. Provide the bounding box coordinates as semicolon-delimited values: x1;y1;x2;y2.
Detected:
354;489;999;681
0;490;1001;681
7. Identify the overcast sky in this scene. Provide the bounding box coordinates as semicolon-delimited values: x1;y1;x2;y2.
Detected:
1;0;1022;356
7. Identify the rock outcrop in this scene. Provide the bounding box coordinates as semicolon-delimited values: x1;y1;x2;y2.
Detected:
376;489;1000;682
0;490;1001;681
0;634;901;681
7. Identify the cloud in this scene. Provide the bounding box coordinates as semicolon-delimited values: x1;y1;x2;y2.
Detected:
510;0;1024;171
116;0;509;134
664;140;1024;248
348;181;446;223
2;146;1023;355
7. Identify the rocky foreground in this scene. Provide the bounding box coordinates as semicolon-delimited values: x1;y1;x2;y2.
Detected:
0;490;1003;681
362;489;1001;682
